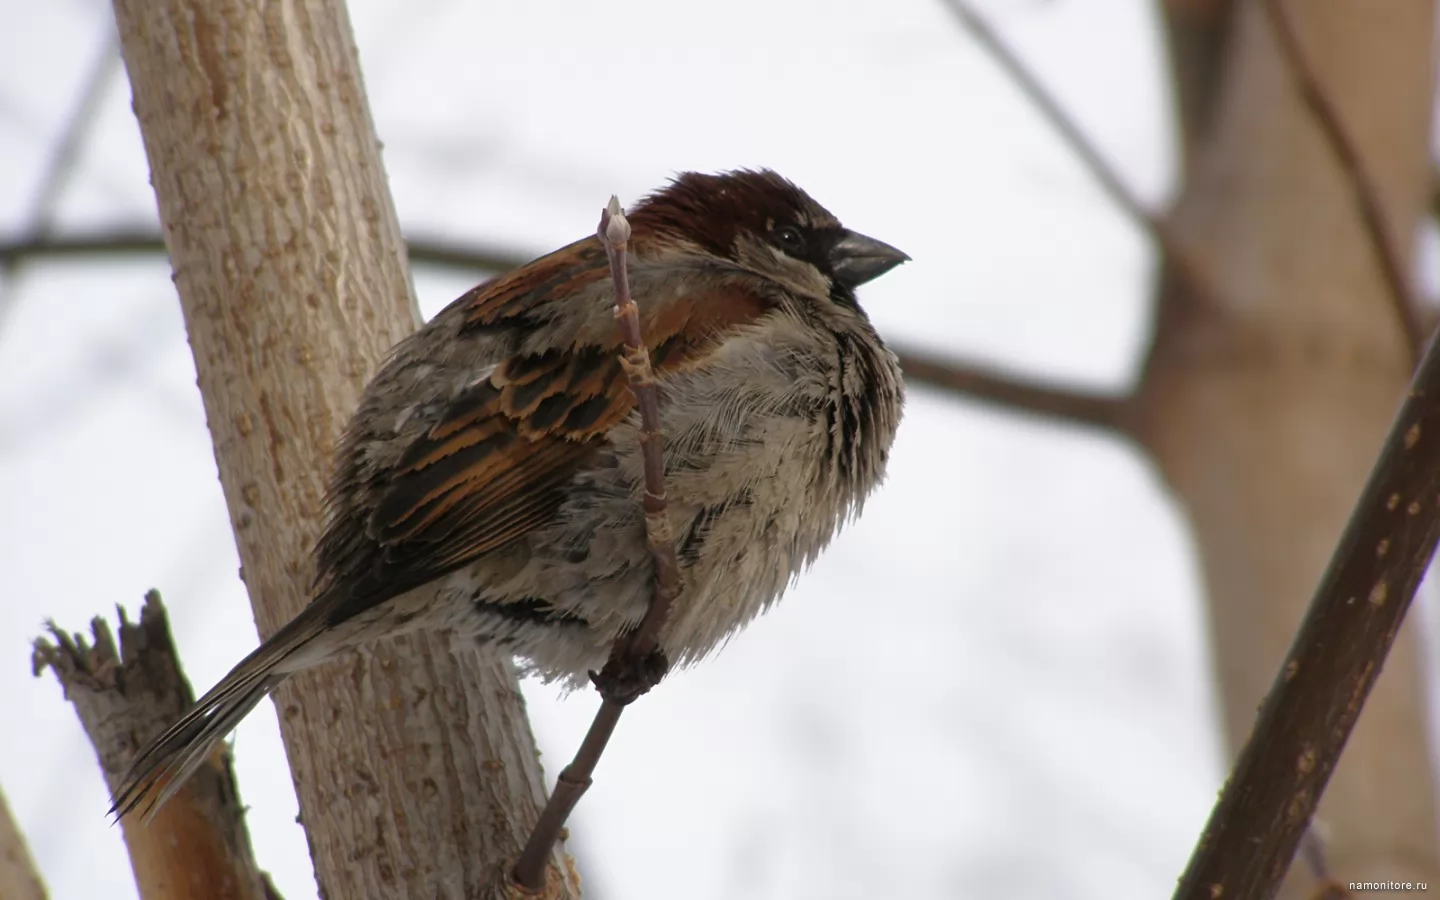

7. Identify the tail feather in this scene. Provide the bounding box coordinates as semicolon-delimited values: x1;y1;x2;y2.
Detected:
110;602;330;821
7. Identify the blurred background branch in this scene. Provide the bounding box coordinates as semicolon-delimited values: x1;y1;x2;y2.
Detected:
1261;0;1426;361
0;229;1133;435
0;34;118;329
939;0;1229;315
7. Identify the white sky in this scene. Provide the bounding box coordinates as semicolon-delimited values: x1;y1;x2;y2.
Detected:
0;1;1232;898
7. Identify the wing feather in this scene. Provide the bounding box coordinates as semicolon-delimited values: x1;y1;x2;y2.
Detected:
319;237;775;627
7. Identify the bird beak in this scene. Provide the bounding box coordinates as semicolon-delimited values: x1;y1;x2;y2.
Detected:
829;230;910;288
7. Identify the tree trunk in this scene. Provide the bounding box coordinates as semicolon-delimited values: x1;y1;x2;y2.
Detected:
1144;0;1438;891
0;787;46;900
109;0;580;896
34;594;279;900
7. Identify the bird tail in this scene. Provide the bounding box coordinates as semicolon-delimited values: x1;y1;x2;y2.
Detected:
109;600;333;822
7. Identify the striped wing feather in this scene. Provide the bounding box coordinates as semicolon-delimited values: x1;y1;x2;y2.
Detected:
323;236;772;627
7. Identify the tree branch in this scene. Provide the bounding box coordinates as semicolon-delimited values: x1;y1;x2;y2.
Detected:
1170;291;1440;896
0;230;1137;435
936;0;1227;314
1261;0;1427;366
894;346;1136;434
0;36;119;327
0;786;46;900
32;591;281;900
509;199;683;893
0;229;530;275
593;199;684;669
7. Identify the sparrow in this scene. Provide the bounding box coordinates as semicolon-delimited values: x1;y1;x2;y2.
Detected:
113;168;907;817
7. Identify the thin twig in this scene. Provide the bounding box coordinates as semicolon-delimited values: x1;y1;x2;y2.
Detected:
0;36;119;330
937;0;1226;314
510;198;682;892
1261;0;1426;365
895;346;1135;434
595;197;683;660
1171;302;1440;896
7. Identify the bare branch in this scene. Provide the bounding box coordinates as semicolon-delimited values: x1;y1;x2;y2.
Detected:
936;0;1226;314
939;0;1152;230
0;230;167;263
32;591;281;900
592;197;684;668
0;36;119;326
1170;294;1440;896
0;786;47;900
510;200;682;892
407;239;531;275
894;345;1135;434
0;229;530;275
1261;0;1426;365
0;230;1137;433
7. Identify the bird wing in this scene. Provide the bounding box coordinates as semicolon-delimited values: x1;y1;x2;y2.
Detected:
319;235;771;626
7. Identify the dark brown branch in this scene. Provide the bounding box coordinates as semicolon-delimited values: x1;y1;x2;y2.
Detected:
0;787;47;900
510;199;682;893
32;591;282;900
1171;293;1440;896
895;346;1136;434
1261;0;1426;366
937;0;1226;314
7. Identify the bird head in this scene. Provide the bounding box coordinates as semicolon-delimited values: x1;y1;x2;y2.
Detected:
628;169;909;312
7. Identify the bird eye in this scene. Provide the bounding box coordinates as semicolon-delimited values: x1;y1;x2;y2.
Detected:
773;225;806;254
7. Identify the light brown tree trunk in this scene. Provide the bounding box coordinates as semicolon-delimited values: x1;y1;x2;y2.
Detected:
34;594;280;900
0;787;46;900
1145;0;1438;891
109;0;580;897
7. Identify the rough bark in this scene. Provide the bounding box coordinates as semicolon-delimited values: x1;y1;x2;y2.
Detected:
108;1;579;897
0;786;46;900
1143;0;1438;891
33;593;278;900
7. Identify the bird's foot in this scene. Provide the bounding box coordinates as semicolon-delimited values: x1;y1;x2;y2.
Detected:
590;641;669;706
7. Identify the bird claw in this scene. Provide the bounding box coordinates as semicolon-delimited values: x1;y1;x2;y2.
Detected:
589;644;669;705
